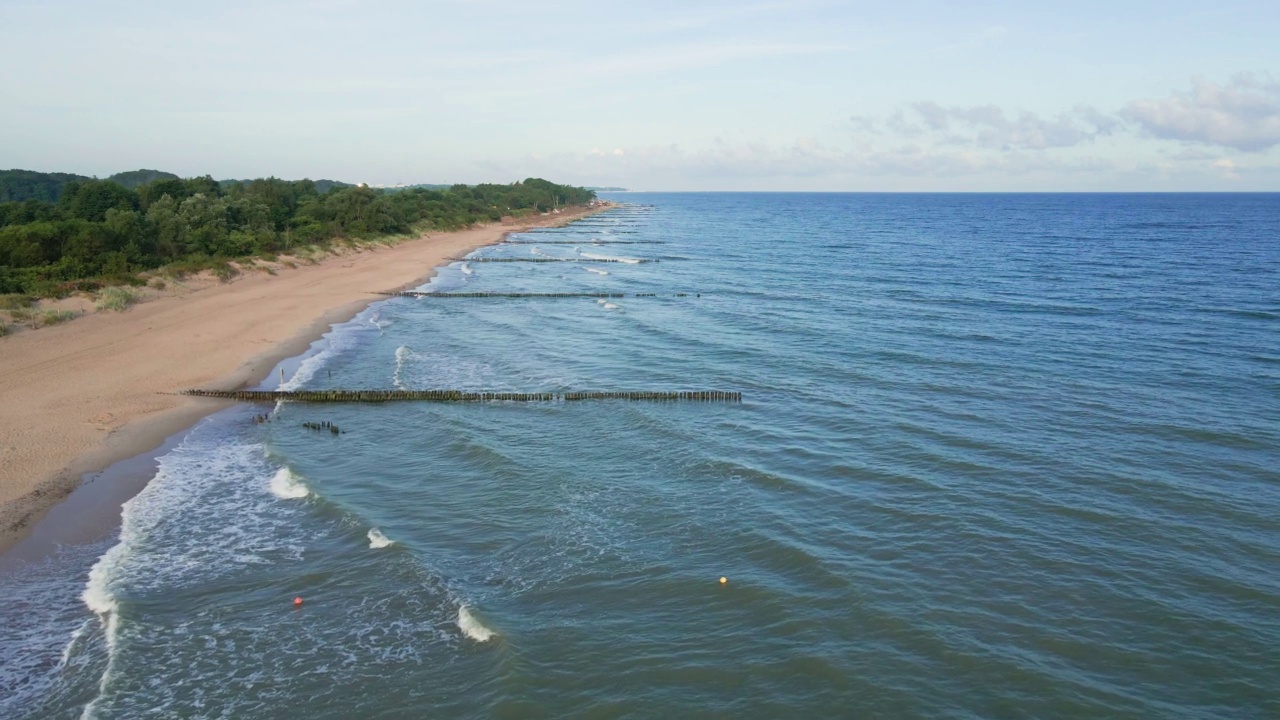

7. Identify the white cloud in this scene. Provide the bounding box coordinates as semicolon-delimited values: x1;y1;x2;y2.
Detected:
876;102;1117;150
559;139;1116;183
1211;158;1240;180
1123;74;1280;152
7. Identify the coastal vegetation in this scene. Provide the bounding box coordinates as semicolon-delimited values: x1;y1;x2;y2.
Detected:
0;171;595;297
95;286;139;312
0;168;180;200
7;307;77;329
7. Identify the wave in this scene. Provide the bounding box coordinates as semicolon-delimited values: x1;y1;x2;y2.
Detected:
584;267;609;275
269;468;310;499
368;529;394;549
280;351;330;392
459;262;472;275
580;252;640;264
393;347;504;390
457;605;496;642
68;433;325;716
275;302;382;392
603;303;620;310
393;345;416;390
80;546;125;719
367;308;391;335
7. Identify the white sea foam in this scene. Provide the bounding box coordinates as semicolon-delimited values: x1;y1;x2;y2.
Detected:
277;309;370;391
269;468;309;499
584;267;609;275
368;529;394;549
0;535;117;719
79;480;142;718
457;606;496;642
394;345;416;390
57;619;94;670
80;514;133;709
69;432;322;716
81;550;121;619
460;262;473;275
391;347;502;390
367;308;391;334
280;350;329;391
603;302;619;310
597;299;607;305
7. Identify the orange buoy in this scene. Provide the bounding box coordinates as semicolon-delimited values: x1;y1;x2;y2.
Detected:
293;596;304;607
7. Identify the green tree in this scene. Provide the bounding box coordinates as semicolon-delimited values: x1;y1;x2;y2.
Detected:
61;180;139;222
179;194;229;255
145;195;188;260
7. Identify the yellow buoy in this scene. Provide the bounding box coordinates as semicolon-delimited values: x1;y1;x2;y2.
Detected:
719;577;728;585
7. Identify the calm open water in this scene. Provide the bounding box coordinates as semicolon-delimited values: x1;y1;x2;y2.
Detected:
1;193;1278;718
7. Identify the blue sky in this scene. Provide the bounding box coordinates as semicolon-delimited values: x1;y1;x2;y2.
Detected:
2;0;1278;190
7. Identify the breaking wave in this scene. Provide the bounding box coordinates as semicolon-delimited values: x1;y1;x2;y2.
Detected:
269;468;309;499
368;529;394;549
457;606;496;642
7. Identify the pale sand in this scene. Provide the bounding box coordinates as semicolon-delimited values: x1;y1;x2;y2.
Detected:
0;205;607;553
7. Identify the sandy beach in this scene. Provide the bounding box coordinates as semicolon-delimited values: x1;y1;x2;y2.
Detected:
0;205;606;554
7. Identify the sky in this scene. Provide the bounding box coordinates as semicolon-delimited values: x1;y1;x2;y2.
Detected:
1;0;1278;190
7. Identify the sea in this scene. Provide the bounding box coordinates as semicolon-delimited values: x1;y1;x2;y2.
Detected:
1;193;1277;719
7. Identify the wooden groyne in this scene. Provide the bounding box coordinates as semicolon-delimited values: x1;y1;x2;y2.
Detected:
463;258;660;263
505;240;665;244
537;229;639;234
382;292;699;299
183;389;742;403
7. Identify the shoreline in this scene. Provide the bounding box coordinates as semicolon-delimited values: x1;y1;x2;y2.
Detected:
0;203;612;557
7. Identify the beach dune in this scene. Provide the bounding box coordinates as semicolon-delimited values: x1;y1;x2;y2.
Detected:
0;207;604;552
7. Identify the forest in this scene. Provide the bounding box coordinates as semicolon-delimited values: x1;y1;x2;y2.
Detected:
0;172;594;295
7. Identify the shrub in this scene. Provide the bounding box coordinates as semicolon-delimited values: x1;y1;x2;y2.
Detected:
0;323;10;337
96;286;139;312
28;279;71;299
8;307;75;328
40;309;76;325
214;262;240;282
72;279;104;293
160;254;220;279
149;278;167;290
0;294;33;311
8;307;36;325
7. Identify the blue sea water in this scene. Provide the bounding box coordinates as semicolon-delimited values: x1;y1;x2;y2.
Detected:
1;193;1278;718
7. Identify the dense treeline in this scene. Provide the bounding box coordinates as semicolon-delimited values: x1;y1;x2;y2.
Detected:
0;175;594;295
0;170;93;203
0;168;182;201
107;169;181;189
220;177;351;194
